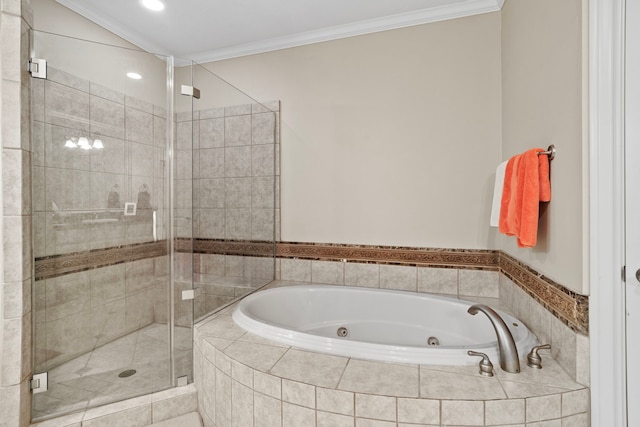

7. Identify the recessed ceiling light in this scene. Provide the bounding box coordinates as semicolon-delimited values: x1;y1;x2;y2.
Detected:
127;72;142;80
141;0;165;11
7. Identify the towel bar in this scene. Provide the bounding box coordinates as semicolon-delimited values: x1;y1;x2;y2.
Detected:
537;145;556;161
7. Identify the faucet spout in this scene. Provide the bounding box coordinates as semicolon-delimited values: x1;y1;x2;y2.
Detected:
467;304;520;373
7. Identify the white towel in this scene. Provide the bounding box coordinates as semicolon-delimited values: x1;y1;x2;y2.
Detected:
490;161;508;227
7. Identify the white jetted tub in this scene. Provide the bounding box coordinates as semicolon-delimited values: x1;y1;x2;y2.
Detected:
232;284;538;365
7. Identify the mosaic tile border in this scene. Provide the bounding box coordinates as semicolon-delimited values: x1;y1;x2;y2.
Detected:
177;238;276;257
276;241;500;269
34;241;168;280
33;239;588;334
499;252;589;335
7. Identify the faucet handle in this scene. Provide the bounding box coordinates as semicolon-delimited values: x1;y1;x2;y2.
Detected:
527;344;551;369
467;350;494;377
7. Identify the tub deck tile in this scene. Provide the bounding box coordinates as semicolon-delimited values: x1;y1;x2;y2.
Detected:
201;336;234;353
197;314;246;340
500;381;570;399
418;368;506;400
270;349;348;389
495;356;583;391
224;340;288;372
338;359;419;398
237;331;291;348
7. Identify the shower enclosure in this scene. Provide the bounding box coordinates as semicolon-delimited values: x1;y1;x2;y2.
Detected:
30;31;278;421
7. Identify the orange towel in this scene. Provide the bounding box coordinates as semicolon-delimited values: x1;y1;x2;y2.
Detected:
498;148;551;248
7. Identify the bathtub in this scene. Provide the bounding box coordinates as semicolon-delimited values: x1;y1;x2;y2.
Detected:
232;284;538;365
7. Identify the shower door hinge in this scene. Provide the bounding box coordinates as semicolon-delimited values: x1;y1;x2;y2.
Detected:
30;372;48;394
29;58;47;79
180;85;200;99
181;289;195;300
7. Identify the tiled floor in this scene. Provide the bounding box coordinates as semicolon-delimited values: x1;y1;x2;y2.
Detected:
32;323;193;421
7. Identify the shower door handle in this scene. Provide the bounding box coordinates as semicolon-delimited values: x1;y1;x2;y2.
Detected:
153;210;157;242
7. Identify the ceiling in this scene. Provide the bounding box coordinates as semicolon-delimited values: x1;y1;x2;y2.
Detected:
56;0;504;63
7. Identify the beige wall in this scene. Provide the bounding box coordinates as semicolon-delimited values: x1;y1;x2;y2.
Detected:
500;0;588;293
204;13;503;249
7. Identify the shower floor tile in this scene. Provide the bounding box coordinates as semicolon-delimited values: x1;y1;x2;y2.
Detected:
32;323;192;421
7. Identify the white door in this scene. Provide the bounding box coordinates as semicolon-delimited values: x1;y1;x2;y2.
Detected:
626;0;640;424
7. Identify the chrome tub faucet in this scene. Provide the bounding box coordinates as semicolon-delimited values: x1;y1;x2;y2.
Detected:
467;304;520;373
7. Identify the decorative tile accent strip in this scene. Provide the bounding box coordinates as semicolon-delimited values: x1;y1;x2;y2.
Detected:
174;238;192;253
34;241;167;280
500;252;589;334
34;238;589;334
176;238;276;257
276;241;499;269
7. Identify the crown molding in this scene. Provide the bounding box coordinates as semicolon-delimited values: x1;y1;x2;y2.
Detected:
189;0;504;63
56;0;503;65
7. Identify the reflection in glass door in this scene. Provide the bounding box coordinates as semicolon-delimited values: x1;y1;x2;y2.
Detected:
30;31;184;420
184;63;278;321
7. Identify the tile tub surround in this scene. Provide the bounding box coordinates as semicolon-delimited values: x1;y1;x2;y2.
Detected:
275;243;589;385
193;297;590;427
276;242;588;335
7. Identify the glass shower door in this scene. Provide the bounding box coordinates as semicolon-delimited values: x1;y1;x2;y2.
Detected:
176;62;278;322
31;31;181;420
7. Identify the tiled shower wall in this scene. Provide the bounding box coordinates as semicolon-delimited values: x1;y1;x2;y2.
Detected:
31;66;170;372
33;258;165;371
174;102;279;320
32;67;168;257
31;65;280;368
174;101;279;243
